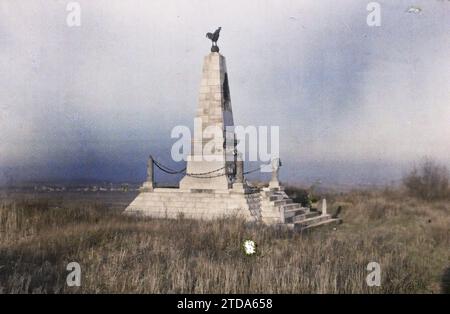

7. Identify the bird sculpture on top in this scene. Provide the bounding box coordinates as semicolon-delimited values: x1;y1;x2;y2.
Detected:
206;27;222;52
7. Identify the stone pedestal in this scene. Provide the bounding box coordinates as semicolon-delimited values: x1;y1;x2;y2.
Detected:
125;188;260;221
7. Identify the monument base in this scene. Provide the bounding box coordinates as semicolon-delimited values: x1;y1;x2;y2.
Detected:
124;188;261;221
125;185;341;229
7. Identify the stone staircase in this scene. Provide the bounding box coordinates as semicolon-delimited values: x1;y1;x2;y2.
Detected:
245;191;262;221
259;187;341;231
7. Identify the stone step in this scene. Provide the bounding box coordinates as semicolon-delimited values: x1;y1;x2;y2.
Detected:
262;186;284;192
284;208;306;219
261;190;284;197
273;199;292;206
293;214;333;228
269;195;284;201
282;203;302;211
260;201;288;207
294;218;342;231
290;211;320;223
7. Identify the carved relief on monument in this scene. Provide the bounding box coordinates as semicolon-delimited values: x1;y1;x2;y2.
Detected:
222;73;231;112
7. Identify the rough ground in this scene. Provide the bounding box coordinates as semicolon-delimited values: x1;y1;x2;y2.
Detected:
0;188;448;293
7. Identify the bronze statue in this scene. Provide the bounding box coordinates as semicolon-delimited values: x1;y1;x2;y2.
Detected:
206;27;222;52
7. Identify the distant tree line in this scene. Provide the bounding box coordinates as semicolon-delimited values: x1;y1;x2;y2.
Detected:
403;158;449;201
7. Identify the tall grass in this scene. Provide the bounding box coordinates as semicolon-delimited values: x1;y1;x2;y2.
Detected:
0;189;448;293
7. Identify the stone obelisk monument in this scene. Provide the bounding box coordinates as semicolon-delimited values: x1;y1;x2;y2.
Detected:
125;28;341;230
179;51;236;191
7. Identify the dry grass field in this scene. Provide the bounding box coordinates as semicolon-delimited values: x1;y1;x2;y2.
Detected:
0;187;449;294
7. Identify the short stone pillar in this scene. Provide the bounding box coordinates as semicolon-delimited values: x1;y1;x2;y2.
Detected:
269;157;282;189
142;155;154;191
235;158;244;184
320;198;327;216
233;153;245;192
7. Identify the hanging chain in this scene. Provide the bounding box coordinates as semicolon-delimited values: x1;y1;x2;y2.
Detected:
152;158;225;178
151;157;273;178
243;166;262;175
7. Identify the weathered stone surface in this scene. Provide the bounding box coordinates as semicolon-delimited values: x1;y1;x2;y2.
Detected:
125;188;260;221
179;52;235;191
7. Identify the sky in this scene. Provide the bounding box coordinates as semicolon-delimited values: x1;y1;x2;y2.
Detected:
0;0;449;186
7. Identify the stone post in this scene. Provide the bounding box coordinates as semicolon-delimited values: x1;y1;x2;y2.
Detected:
233;153;246;192
142;155;154;191
320;198;327;216
269;157;281;189
235;156;243;184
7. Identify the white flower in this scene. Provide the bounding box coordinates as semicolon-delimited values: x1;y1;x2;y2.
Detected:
243;240;256;255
